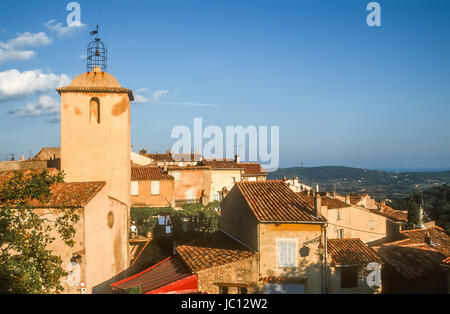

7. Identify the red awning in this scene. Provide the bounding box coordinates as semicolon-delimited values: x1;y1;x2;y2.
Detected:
146;274;198;294
111;255;197;294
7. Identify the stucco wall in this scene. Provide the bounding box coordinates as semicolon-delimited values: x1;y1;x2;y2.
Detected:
131;179;174;207
258;223;324;294
60;91;131;208
83;189;129;293
210;169;242;202
169;169;211;204
220;187;259;250
326;206;387;243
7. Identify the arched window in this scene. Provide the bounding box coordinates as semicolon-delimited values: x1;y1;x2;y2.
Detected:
89;97;100;124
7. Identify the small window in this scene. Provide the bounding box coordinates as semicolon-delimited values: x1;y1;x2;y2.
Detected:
336;229;344;239
278;240;296;268
219;286;229;294
186;189;195;203
248;177;257;182
340;266;358;288
337;209;342;221
214;192;220;201
131;181;139;196
173;172;181;181
238;287;248;294
89;97;100;124
151;181;160;195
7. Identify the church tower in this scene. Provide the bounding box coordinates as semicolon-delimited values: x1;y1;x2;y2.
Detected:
57;30;133;209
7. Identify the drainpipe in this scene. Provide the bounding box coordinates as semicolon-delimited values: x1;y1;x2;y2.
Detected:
322;223;328;294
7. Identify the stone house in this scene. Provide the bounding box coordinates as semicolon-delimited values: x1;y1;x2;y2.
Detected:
326;238;381;294
220;180;328;294
374;226;449;294
131;166;175;207
0;169;129;294
166;165;211;206
198;159;244;202
111;231;258;294
241;162;268;182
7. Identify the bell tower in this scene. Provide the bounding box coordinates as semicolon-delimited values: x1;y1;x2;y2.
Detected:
57;29;134;208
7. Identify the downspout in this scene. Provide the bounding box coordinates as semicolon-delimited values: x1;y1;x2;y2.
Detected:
323;223;328;294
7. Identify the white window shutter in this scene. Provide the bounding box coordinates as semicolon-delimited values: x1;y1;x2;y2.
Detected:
131;181;139;196
279;242;287;266
151;181;160;195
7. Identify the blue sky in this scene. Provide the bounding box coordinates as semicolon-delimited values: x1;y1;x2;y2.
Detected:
0;0;449;170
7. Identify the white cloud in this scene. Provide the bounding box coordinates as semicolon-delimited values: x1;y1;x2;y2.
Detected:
0;69;70;101
0;32;52;64
7;95;59;117
134;94;149;103
45;20;86;37
167;102;222;108
134;89;169;104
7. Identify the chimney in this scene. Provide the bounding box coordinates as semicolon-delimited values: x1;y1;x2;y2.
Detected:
332;191;336;198
283;176;287;181
314;194;322;218
345;195;351;205
235;154;240;164
381;200;386;208
164;164;168;172
315;184;319;193
293;177;299;185
21;155;25;161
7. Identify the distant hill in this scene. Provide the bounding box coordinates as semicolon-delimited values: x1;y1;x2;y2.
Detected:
268;166;450;200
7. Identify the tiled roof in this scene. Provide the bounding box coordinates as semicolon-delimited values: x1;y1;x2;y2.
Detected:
34;147;61;160
442;257;450;266
199;159;244;170
327;238;380;266
235;181;325;223
172;153;202;162
145;153;174;162
57;86;134;101
241;163;267;176
31;182;106;208
111;255;193;293
375;244;446;280
0;169;105;208
400;227;450;256
167;166;210;171
370;208;408;223
131;166;173;181
175;232;256;273
296;193;350;209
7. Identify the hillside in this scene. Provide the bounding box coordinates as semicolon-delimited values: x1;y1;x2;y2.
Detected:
268;166;450;200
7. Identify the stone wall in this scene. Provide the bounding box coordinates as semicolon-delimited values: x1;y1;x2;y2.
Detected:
0;160;47;172
197;255;259;294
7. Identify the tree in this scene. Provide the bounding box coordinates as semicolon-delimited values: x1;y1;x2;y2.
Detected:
138;149;148;155
0;170;79;294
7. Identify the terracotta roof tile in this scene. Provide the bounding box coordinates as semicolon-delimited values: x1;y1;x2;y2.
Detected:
235;181;325;223
145;153;174;162
442;256;450;266
241;163;267;176
131;166;173;181
296;193;349;210
175;232;256;272
0;169;105;208
167;166;210;171
400;227;450;256
327;238;380;266
199;159;244;170
374;244;446;280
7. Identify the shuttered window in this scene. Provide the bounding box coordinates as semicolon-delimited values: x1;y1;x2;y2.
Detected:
151;181;160;195
278;240;296;267
131;181;139;196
